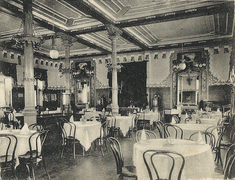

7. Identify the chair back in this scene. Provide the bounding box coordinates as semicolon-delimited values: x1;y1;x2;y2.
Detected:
189;131;216;150
154;121;165;138
164;124;183;139
28;130;49;158
135;130;157;142
100;120;109;140
172;115;180;124
106;115;116;127
107;137;124;174
8;113;14;121
143;150;185;180
57;118;75;141
28;123;44;131
0;134;18;164
224;143;235;179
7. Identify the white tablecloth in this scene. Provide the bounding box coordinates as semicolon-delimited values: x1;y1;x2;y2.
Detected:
64;121;101;151
133;139;215;180
176;124;218;140
138;112;159;124
0;130;40;166
114;116;133;136
200;118;218;126
84;111;101;120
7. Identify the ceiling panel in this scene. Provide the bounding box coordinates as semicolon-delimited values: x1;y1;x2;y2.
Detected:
0;0;233;58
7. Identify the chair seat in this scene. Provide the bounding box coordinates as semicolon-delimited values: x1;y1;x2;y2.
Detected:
18;150;42;164
221;140;233;147
122;165;137;177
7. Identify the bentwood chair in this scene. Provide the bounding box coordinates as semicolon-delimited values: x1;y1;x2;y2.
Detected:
28;123;44;131
164;124;183;139
106;115;120;138
17;130;50;180
135;130;158;142
143;150;185;180
0;134;18;179
128;113;140;138
152;121;165;138
223;143;235;179
107;137;137;180
96;120;110;156
215;126;235;167
189;131;216;150
58;120;78;159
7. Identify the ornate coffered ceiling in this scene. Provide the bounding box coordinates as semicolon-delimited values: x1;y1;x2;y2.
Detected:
0;0;234;59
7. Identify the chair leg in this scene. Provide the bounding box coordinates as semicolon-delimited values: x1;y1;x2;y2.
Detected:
73;142;76;159
61;145;65;158
42;158;50;179
117;174;123;180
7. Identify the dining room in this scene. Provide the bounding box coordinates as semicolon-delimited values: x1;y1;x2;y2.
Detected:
0;0;235;180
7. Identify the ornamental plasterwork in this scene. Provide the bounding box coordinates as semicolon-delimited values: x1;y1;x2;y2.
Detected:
95;77;110;89
208;70;231;85
147;73;171;88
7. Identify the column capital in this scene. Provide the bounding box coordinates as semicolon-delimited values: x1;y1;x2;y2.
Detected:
106;24;122;38
57;32;76;47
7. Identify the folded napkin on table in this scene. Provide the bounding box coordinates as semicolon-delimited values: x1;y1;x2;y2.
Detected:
141;129;147;141
197;131;205;144
70;115;74;122
21;123;29;133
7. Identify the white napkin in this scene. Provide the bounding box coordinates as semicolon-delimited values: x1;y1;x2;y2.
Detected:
141;129;147;141
197;131;205;144
70;115;74;122
21;123;29;134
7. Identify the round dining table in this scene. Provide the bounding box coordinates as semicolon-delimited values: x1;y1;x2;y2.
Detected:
133;139;215;180
0;129;40;166
64;121;101;151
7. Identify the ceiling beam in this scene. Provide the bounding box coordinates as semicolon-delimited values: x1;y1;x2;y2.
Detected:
63;0;149;50
0;0;110;55
116;1;233;28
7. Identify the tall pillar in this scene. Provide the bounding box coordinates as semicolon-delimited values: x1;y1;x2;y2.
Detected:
59;33;76;113
21;0;38;125
107;25;122;115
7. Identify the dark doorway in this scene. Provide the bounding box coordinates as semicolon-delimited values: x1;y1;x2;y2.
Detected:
108;61;147;108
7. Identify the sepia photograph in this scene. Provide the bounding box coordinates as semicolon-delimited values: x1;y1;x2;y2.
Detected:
0;0;234;179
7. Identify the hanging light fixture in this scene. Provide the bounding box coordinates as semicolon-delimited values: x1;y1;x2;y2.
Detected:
49;34;59;59
49;2;59;59
178;43;186;70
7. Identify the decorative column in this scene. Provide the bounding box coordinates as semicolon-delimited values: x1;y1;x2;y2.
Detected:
59;33;76;114
107;25;122;115
170;51;176;109
21;0;40;125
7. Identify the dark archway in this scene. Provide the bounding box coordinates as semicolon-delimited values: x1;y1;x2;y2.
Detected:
108;61;147;108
